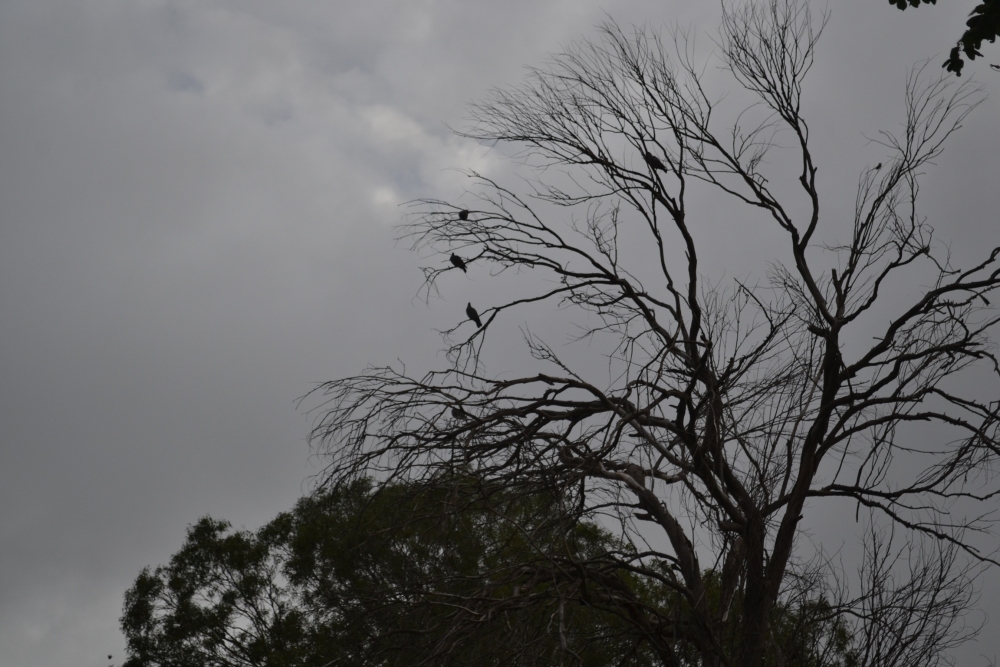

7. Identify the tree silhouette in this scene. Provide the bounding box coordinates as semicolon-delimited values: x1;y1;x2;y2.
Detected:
887;0;1000;75
121;477;679;667
123;474;867;667
309;1;999;665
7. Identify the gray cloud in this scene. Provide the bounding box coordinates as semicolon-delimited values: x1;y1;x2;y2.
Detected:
0;0;997;665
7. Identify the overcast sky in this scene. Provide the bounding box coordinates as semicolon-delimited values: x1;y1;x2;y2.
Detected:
1;1;997;665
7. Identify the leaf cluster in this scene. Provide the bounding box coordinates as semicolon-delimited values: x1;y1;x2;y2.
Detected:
886;0;1000;75
122;475;866;667
121;477;653;667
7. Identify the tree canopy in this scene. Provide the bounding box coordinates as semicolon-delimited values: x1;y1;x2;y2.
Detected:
123;476;863;666
124;1;1000;665
887;0;1000;74
121;477;651;666
306;1;999;665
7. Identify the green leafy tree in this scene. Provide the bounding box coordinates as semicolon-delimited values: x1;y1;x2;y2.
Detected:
310;0;997;665
887;0;1000;74
121;517;309;667
122;478;657;667
122;476;860;666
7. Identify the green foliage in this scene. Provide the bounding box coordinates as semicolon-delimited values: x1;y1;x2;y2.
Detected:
120;517;310;667
121;478;652;666
122;477;866;666
699;571;859;667
623;566;859;667
887;0;1000;74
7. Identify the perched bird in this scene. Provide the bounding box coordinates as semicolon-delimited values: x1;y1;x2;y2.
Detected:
625;463;646;488
450;253;468;272
458;209;470;221
452;406;468;420
644;151;666;172
466;302;483;328
875;162;882;170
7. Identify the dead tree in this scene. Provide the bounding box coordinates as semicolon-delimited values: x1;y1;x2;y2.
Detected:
308;1;999;665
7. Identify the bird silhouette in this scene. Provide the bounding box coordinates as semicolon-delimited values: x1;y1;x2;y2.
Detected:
644;152;666;172
626;463;646;488
875;163;882;170
458;209;469;221
452;406;468;420
450;254;467;272
466;302;482;328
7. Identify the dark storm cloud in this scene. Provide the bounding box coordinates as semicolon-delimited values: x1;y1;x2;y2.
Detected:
0;0;996;665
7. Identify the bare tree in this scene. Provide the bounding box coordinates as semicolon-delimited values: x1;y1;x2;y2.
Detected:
307;1;1000;665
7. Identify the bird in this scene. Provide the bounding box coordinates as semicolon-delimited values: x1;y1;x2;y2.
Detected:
875;162;882;170
450;253;467;272
644;151;666;172
466;302;482;328
625;463;646;488
458;209;469;221
452;406;468;420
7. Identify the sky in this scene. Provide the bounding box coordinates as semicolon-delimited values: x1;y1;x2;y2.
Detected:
0;1;997;665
